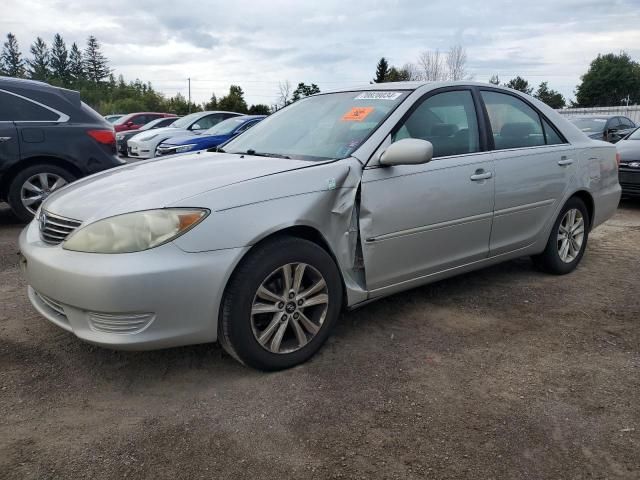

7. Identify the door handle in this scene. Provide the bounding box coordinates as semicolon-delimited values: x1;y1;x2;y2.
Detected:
470;170;493;181
558;156;573;166
0;137;12;143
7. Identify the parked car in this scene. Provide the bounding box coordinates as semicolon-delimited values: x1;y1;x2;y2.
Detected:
19;82;620;370
0;76;123;221
113;112;177;133
104;114;125;123
127;111;241;159
116;116;180;156
615;127;640;197
568;115;636;143
156;115;265;156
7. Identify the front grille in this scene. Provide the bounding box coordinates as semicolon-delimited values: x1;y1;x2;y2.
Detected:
39;211;82;245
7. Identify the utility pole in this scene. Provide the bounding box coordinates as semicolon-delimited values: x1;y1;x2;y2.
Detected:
188;78;191;113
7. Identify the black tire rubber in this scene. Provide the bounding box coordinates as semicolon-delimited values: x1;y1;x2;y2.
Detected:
219;236;343;371
7;164;76;223
532;197;590;275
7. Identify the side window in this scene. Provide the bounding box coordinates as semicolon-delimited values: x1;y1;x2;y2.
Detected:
620;117;635;128
392;90;480;158
481;91;545;150
0;91;60;122
542;118;565;145
237;121;258;133
132;115;147;125
607;118;621;130
197;114;223;130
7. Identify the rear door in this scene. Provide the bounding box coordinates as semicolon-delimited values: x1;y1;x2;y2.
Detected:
479;89;575;256
360;88;495;292
0;120;19;177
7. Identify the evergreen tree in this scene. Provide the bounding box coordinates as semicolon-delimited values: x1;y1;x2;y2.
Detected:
504;76;533;95
373;57;389;83
1;33;26;77
489;74;500;85
204;93;218;110
50;34;70;85
218;85;248;113
27;37;50;81
69;42;84;82
534;81;566;109
291;82;320;102
248;104;271;115
83;36;109;83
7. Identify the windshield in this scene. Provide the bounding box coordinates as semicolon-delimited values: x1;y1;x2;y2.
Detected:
627;127;640;140
223;91;410;160
570;118;607;133
172;112;205;129
205;117;247;135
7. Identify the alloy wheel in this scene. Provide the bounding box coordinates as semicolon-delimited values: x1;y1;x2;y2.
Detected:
557;208;585;263
250;263;329;354
20;173;67;215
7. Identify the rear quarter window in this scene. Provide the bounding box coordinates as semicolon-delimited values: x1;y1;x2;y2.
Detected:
0;91;61;122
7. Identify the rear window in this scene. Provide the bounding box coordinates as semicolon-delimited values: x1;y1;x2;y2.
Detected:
0;90;62;122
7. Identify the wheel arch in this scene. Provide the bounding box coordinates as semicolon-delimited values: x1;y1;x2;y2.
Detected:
569;189;595;230
0;156;83;199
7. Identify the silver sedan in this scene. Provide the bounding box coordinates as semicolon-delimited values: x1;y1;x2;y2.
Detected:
19;82;621;370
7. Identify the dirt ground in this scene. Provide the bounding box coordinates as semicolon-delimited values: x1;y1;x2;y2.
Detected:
0;200;638;480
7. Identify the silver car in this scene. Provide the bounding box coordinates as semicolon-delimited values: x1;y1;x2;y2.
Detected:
19;82;621;370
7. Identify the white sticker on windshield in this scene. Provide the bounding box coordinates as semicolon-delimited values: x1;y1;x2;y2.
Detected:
354;91;402;101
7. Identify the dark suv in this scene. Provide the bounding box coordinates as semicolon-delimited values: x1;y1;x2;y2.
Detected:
0;77;124;221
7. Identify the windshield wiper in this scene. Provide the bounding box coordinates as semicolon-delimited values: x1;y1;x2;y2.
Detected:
245;149;291;159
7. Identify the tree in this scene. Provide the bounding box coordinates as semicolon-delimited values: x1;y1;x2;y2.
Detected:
27;37;50;81
373;57;389;83
505;76;533;95
292;82;320;102
83;36;109;83
248;104;271;115
1;33;26;77
50;34;70;85
69;42;84;82
446;45;468;80
218;85;248;113
575;52;640;107
276;80;292;108
534;81;566;109
417;49;444;81
204;93;218;110
489;74;500;85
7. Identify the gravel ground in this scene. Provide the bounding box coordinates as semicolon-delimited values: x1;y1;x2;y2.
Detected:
1;201;639;480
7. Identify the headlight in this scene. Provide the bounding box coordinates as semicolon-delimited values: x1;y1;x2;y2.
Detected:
175;144;196;153
63;208;209;254
116;133;124;140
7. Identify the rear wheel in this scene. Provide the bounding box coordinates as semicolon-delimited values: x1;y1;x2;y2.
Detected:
532;197;590;275
7;164;76;222
219;237;343;370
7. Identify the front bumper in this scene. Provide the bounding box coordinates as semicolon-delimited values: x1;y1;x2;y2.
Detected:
19;221;248;350
127;140;156;159
619;167;640;196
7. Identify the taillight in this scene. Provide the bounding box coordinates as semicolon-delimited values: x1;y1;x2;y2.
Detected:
87;129;115;145
615;152;621;168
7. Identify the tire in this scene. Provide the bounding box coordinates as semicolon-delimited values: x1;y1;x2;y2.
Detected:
532;197;590;275
219;236;343;371
7;163;76;223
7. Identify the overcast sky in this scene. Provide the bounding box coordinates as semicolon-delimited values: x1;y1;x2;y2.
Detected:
3;0;640;106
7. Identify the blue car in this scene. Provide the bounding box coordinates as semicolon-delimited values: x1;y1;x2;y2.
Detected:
155;115;265;156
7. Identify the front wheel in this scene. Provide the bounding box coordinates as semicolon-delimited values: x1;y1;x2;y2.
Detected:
219;237;343;370
532;197;590;275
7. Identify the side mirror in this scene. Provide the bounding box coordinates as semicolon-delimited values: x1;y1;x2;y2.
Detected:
191;123;202;130
126;121;135;127
379;138;433;167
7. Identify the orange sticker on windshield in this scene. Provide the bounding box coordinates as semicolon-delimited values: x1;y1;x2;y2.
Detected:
342;107;374;122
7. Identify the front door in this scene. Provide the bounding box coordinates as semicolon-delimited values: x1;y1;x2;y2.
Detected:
360;89;495;293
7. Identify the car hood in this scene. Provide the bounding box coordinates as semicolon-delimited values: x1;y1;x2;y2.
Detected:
43;152;317;223
130;126;187;142
163;133;229;146
616;139;640;160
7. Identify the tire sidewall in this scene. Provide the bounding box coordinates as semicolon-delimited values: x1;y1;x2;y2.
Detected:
8;164;76;222
222;238;343;370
